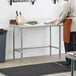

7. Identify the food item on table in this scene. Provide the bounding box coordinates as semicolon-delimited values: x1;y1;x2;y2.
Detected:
26;21;38;25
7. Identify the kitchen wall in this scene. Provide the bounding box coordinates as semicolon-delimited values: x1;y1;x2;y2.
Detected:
0;0;65;60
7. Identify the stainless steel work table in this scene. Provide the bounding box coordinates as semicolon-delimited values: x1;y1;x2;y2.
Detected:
11;23;62;61
65;53;76;76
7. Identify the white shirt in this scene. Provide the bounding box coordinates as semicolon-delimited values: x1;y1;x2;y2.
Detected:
58;0;76;32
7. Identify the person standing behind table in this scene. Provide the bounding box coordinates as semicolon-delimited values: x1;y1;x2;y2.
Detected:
59;0;76;64
49;0;76;64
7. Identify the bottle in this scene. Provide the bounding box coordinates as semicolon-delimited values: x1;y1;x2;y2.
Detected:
16;11;22;25
19;11;26;25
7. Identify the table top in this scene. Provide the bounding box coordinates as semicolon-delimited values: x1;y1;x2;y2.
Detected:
10;23;62;29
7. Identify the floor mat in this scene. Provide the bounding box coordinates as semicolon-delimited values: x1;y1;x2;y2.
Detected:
0;62;71;76
56;61;71;68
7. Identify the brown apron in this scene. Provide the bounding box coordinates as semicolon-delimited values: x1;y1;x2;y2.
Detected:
63;19;72;43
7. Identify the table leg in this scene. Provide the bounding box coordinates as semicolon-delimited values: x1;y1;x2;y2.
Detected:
50;26;51;56
13;27;15;60
59;25;61;59
71;60;75;76
21;28;23;62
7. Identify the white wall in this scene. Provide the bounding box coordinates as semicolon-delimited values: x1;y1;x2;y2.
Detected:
0;0;65;60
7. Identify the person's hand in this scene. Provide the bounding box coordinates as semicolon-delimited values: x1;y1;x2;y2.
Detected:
48;19;59;25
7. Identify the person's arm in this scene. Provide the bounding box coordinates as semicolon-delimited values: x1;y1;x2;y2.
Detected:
48;1;71;25
58;1;71;23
